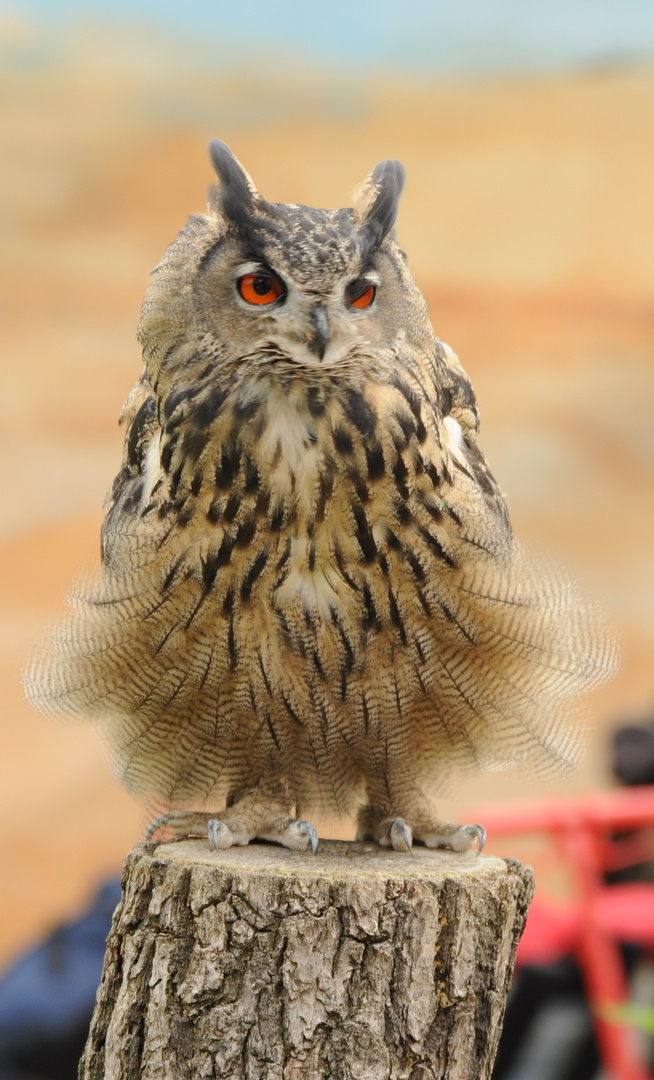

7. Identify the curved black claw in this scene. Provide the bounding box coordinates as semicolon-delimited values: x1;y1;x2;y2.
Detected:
464;824;487;855
294;820;320;855
390;818;413;852
208;819;233;851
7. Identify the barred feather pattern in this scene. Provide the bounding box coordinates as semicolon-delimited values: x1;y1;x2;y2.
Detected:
25;151;617;823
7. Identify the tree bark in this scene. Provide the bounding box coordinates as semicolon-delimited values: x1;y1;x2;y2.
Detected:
80;838;534;1080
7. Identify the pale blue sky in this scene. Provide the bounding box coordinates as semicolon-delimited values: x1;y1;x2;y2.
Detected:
8;0;654;75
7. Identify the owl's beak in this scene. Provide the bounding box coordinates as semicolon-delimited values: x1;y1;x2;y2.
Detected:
307;304;330;361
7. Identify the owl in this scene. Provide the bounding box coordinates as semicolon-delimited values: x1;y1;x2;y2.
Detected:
26;141;616;856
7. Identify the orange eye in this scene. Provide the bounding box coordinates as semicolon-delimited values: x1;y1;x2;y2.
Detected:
238;273;284;305
346;282;376;309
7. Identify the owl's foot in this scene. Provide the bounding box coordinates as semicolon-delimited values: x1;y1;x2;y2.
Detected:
208;815;319;855
357;805;486;855
147;779;319;854
419;821;486;853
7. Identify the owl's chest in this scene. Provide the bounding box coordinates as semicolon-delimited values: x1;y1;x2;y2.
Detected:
161;375;452;641
232;392;412;631
253;392;325;516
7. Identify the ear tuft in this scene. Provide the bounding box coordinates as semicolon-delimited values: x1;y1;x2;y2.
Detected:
353;159;406;244
207;139;259;224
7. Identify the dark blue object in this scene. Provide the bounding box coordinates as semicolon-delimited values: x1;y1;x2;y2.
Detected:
0;877;121;1080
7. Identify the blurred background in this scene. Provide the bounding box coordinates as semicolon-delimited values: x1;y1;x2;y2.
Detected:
1;1;654;1076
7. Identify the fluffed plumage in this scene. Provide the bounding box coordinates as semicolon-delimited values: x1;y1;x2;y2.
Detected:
25;141;617;853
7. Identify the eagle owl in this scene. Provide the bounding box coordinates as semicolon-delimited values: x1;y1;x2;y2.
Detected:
26;141;616;856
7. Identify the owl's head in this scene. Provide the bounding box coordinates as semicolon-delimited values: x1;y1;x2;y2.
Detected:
139;140;431;387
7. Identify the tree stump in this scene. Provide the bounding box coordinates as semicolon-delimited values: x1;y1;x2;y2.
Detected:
80;839;534;1080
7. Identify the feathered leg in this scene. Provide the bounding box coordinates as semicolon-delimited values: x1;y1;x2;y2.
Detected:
147;777;319;854
356;803;485;853
357;756;485;854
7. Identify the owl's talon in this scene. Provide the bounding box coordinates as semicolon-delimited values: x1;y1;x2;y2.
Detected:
291;820;320;855
208;819;234;851
262;818;319;853
464;824;487;855
390;818;413;852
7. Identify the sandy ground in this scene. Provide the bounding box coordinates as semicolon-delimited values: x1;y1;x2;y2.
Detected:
1;26;654;966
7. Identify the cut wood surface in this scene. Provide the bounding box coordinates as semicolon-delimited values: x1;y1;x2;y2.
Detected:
80;839;534;1080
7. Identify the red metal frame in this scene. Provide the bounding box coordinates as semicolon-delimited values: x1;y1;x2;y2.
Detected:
469;786;654;1080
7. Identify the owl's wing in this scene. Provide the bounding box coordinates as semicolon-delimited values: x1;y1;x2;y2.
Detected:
433;339;510;527
101;371;160;563
369;340;618;786
399;417;617;785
